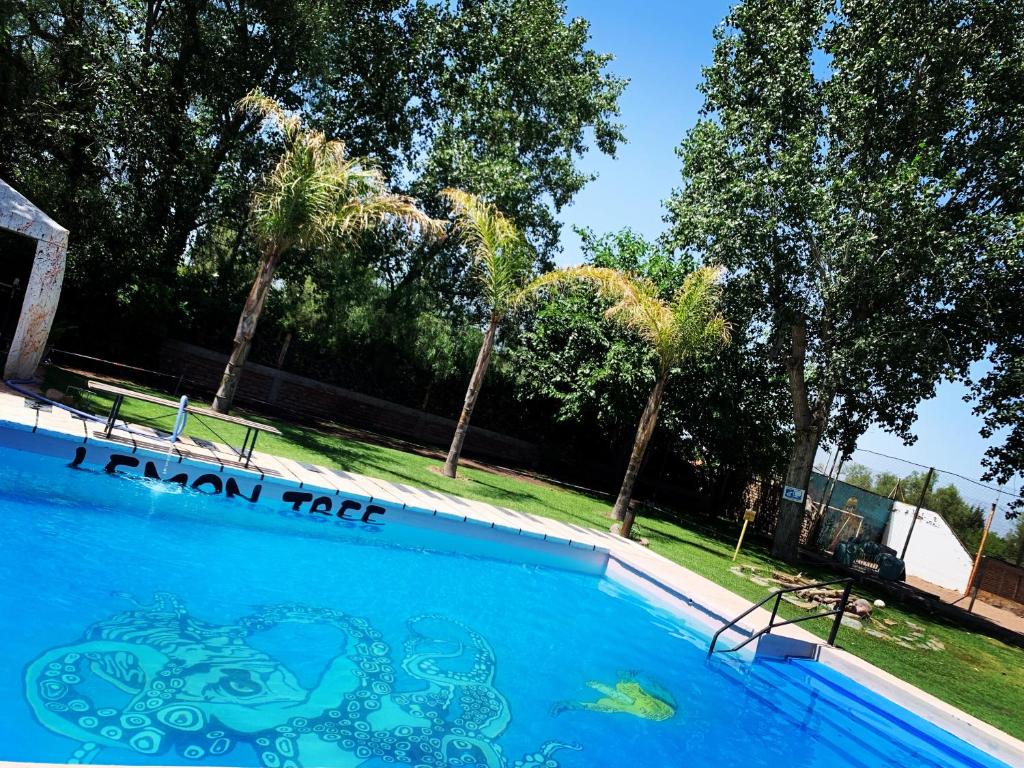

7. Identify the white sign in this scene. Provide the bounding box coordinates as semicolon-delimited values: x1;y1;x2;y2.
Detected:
782;486;806;503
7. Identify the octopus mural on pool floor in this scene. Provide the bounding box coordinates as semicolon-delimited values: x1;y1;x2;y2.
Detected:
24;593;580;767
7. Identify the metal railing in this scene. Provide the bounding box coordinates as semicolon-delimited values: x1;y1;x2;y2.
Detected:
707;577;855;657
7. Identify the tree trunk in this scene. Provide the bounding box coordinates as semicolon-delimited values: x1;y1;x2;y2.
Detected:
773;427;821;561
276;331;292;369
443;313;499;478
611;372;668;523
620;498;642;540
772;322;830;562
212;248;281;413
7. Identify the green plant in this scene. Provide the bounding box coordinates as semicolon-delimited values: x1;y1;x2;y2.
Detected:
212;91;442;413
439;188;534;478
531;265;731;531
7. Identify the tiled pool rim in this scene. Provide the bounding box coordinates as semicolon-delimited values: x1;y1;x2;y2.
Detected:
0;385;1021;768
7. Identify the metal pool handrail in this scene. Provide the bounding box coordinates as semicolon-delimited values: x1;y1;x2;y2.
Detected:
707;577;855;657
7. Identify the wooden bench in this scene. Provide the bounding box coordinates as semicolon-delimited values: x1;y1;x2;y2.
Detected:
87;380;282;467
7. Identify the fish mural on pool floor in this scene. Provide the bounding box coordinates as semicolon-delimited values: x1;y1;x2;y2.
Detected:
551;672;676;721
24;593;580;767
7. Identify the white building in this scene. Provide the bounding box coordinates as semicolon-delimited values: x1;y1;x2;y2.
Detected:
883;501;974;593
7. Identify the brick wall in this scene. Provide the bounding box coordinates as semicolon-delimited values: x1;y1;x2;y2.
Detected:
975;556;1024;606
161;340;540;467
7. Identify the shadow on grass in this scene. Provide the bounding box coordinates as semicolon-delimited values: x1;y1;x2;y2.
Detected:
277;419;612;524
639;523;739;561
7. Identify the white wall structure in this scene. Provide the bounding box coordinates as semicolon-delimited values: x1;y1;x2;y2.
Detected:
883;501;974;593
0;179;68;380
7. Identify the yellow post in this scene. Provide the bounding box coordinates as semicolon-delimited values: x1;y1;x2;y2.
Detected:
733;509;756;561
965;503;996;595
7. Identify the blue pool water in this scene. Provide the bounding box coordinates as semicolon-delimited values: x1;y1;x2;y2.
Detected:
0;442;1011;768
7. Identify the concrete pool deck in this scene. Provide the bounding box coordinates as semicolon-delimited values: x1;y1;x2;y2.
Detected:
0;384;1022;768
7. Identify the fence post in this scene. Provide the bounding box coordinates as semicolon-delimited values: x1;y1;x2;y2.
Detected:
900;467;934;560
828;580;854;646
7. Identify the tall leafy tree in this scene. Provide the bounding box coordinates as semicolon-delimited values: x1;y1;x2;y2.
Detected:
441;188;533;478
2;0;626;366
666;0;1022;560
412;0;627;258
972;253;1024;518
212;92;440;413
842;464;876;494
1;0;335;342
532;265;730;532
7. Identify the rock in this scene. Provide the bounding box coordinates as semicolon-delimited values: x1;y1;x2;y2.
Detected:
750;576;775;587
865;629;889;639
852;598;873;617
44;388;64;402
873;599;886;609
841;616;863;630
772;571;806;586
781;594;817;610
729;566;746;578
882;618;897;627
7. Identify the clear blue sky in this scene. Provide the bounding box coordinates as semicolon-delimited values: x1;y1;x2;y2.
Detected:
556;1;1018;533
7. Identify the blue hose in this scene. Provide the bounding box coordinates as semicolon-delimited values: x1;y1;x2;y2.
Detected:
170;396;189;442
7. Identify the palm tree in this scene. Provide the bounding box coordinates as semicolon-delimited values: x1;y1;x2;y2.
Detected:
532;265;731;536
440;188;533;478
211;90;442;413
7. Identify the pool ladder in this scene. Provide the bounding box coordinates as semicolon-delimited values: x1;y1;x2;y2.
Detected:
707;577;855;657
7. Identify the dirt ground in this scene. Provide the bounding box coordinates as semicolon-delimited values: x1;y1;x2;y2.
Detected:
905;575;1024;635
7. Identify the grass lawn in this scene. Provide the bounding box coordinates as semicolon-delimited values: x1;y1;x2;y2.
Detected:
46;368;1024;741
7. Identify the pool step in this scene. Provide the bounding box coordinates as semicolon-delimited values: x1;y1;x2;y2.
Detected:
743;660;985;768
727;662;877;768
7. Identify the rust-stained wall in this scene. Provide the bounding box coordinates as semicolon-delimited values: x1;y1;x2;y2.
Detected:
0;179;68;380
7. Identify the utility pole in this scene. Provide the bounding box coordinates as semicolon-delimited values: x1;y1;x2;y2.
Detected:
900;466;934;560
965;503;996;596
822;453;846;513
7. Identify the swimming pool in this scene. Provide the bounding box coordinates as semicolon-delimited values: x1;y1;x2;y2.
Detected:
0;439;1013;768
